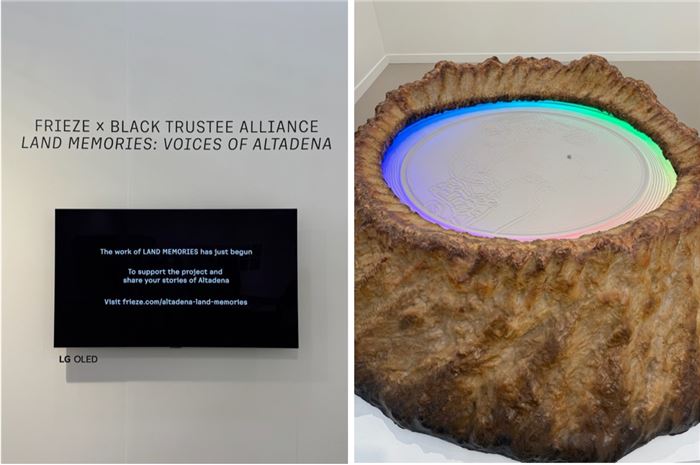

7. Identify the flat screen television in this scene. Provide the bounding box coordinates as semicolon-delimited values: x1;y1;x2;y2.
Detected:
54;209;298;347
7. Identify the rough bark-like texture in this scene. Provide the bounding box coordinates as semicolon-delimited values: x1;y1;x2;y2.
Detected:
355;55;700;462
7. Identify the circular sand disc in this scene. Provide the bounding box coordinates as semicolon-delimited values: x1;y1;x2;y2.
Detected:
382;101;677;241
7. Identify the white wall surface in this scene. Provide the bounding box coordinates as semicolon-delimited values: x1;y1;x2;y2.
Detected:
355;0;386;96
2;2;347;463
355;0;700;93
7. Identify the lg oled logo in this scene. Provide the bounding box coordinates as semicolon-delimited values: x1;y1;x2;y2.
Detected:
58;355;98;364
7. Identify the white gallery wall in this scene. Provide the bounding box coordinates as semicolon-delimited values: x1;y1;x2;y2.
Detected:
355;0;700;98
2;2;347;463
355;1;386;91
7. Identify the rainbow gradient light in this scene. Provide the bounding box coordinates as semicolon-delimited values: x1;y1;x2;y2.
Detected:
382;100;677;241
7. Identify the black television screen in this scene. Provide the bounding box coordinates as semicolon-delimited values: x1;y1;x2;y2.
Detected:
54;209;298;348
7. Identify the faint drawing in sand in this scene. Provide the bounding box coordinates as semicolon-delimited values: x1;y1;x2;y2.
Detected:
427;152;553;232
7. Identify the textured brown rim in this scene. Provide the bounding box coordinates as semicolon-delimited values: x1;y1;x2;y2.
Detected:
355;55;700;264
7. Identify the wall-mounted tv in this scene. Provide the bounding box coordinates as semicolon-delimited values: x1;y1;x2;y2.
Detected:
54;209;298;348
